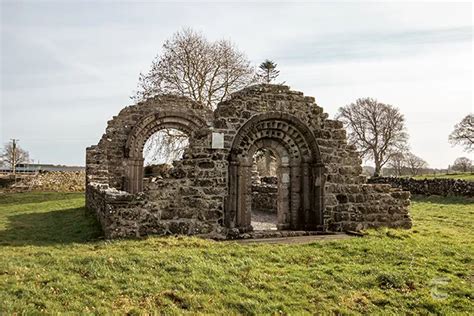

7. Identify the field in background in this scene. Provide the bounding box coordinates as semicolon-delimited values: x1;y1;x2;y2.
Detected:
412;173;474;181
0;192;473;314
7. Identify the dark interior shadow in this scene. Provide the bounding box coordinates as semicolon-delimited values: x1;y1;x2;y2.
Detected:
411;194;473;205
0;207;103;246
0;192;85;207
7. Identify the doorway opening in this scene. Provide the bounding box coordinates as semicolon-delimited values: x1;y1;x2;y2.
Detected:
250;148;288;231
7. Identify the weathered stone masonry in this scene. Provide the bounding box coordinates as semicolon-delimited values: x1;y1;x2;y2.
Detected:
86;85;412;238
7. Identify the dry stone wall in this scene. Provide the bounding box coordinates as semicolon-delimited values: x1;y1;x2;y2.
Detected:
369;177;474;197
10;171;85;192
86;84;412;239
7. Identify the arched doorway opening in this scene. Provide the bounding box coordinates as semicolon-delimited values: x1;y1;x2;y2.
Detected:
250;147;284;231
226;113;325;232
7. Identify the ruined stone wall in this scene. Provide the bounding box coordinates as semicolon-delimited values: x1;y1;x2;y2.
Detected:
213;85;411;232
325;183;411;231
85;95;228;238
86;84;412;238
86;95;213;190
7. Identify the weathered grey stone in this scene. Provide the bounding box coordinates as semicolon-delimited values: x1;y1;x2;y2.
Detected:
86;84;412;238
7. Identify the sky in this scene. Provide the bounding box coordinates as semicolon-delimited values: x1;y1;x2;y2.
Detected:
1;0;472;168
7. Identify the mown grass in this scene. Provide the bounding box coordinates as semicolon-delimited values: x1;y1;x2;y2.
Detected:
0;192;473;314
412;173;474;181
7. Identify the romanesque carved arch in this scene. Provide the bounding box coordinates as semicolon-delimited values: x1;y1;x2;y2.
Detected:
124;111;207;193
231;112;322;164
226;112;325;232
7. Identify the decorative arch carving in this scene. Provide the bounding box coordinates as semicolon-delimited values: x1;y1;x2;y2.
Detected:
226;112;325;232
231;112;322;164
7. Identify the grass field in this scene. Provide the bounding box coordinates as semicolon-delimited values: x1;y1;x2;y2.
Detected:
412;173;474;181
0;192;473;314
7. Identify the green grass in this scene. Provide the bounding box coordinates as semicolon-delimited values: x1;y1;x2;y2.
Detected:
1;192;473;314
412;173;474;181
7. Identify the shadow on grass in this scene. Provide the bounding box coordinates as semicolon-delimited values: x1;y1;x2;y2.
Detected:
0;207;102;246
0;192;84;207
411;195;474;205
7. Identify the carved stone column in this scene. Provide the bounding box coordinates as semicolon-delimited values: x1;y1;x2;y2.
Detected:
226;160;239;228
125;157;144;194
289;162;301;230
237;159;253;232
312;163;325;229
278;160;291;230
302;162;314;229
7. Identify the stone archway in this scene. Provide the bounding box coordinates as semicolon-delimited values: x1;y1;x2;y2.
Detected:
124;111;207;194
226;112;325;232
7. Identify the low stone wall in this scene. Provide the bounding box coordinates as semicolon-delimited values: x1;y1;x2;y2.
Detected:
86;182;225;239
251;181;277;213
250;176;412;231
11;171;85;192
325;183;412;231
368;177;474;197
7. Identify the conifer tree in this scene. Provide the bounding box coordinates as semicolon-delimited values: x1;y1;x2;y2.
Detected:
258;60;280;83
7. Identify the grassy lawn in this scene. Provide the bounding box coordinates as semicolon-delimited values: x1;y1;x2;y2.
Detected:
412;173;474;181
0;193;473;314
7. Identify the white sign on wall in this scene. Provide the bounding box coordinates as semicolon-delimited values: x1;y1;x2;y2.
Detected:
211;132;224;149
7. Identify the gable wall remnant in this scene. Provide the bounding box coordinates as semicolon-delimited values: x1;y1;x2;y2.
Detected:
86;84;412;239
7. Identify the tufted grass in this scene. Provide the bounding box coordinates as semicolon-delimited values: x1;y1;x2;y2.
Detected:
0;192;473;314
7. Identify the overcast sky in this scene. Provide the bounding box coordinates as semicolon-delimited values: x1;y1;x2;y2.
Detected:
1;1;472;168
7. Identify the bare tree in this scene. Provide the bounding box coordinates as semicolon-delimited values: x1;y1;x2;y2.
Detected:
337;98;408;177
452;157;472;173
405;152;428;176
0;140;30;174
257;60;280;83
133;28;256;109
133;28;256;164
449;114;473;152
143;129;188;166
387;150;406;176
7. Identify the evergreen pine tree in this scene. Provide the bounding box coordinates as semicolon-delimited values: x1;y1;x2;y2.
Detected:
258;60;280;83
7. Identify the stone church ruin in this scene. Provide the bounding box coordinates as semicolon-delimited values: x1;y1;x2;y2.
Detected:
86;84;412;239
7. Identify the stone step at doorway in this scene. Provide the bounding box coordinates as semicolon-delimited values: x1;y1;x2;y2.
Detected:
231;232;354;245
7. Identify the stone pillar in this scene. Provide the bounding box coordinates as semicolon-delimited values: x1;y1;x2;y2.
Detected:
125;157;144;194
312;163;325;229
278;160;291;230
226;161;239;229
289;162;301;229
302;162;313;229
237;160;253;232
